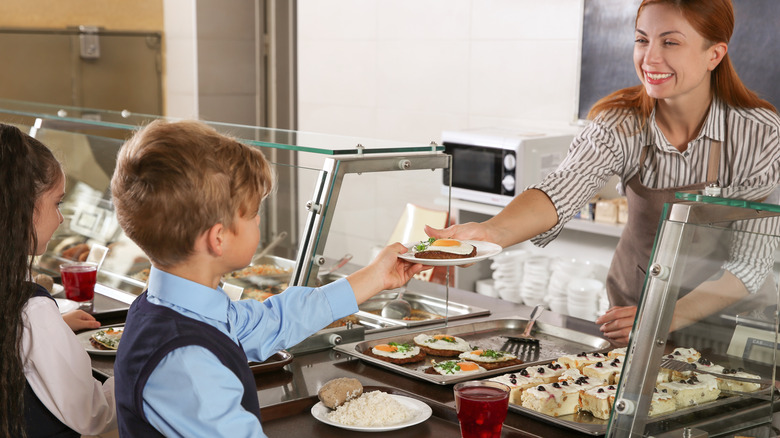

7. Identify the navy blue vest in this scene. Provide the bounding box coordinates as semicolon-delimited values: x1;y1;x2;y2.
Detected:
24;283;80;438
115;291;261;437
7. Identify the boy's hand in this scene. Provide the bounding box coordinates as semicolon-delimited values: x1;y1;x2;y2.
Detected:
347;243;426;305
63;310;102;332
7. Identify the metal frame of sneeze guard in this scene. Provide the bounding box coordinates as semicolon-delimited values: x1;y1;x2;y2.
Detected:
290;153;452;286
607;200;780;437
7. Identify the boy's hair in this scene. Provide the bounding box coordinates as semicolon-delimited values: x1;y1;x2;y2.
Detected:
111;119;274;267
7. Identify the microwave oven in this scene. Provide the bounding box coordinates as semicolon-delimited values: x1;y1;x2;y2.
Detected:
441;127;574;206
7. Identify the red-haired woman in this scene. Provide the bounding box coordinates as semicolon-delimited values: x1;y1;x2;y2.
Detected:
428;0;780;344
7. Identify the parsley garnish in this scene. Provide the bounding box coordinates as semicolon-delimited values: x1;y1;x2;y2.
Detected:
413;237;436;252
479;349;505;359
388;342;413;353
435;361;462;374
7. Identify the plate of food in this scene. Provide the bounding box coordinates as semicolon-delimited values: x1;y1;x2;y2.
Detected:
76;326;124;356
311;383;432;432
397;238;502;266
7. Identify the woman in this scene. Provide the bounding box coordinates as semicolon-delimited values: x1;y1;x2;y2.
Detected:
428;0;780;345
0;124;116;437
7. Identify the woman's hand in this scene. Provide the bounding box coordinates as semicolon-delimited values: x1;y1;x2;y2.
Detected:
594;306;636;346
424;223;489;242
62;310;101;332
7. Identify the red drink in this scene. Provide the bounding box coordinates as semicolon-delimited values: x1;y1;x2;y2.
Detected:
454;381;510;438
60;263;97;302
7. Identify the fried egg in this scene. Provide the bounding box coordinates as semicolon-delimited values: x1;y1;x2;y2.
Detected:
413;333;471;353
413;238;474;256
371;342;421;359
431;360;486;375
458;349;517;363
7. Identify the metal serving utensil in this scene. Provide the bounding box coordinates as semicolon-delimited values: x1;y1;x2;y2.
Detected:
380;286;412;320
503;304;544;345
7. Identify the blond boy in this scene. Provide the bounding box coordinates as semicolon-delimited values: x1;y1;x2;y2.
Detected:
111;120;422;437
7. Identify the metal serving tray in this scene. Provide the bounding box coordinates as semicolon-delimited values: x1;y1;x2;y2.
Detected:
356;290;491;333
334;317;611;385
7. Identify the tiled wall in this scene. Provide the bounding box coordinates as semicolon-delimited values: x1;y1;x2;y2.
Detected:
296;0;616;269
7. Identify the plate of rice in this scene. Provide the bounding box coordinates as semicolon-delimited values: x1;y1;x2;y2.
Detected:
310;390;432;432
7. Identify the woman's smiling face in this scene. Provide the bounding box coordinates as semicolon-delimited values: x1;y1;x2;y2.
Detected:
633;3;726;103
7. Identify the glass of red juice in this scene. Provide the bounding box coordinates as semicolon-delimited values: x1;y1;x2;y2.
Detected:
454;380;510;438
60;262;97;304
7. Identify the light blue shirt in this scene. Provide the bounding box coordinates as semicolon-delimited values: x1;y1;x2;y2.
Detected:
141;267;358;437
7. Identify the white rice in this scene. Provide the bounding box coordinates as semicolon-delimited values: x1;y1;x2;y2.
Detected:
326;390;410;427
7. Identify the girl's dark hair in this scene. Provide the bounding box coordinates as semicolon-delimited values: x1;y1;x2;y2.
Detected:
0;124;61;438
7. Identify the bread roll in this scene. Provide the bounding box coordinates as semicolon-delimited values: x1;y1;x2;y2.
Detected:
317;377;363;409
33;274;54;293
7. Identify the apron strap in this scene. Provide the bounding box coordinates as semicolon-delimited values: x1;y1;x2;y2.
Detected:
706;140;721;183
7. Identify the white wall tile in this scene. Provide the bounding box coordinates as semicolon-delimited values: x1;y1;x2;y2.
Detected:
298;0;377;40
298;40;377;106
469;40;580;121
376;40;470;112
375;0;471;40
471;0;582;40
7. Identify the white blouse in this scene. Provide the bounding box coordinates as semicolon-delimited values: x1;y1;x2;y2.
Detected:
21;296;117;435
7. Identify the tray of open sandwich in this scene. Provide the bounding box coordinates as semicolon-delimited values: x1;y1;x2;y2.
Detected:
334;317;611;386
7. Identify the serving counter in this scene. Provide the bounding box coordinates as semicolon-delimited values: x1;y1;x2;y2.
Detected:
88;278;614;437
5;100;780;436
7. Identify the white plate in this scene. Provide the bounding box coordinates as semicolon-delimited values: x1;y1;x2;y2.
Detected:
310;394;432;432
75;326;124;356
398;240;502;266
51;283;64;297
54;298;78;314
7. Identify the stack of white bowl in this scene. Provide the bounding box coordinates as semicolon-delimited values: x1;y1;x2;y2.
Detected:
566;278;604;321
546;258;595;315
489;249;527;303
519;255;550;306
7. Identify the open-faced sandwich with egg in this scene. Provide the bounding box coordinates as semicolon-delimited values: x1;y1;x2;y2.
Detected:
89;327;123;351
412;237;476;259
458;349;523;370
413;333;472;357
424;360;486;376
367;342;426;364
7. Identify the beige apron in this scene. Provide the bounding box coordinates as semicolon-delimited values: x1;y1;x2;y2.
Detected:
605;141;721;307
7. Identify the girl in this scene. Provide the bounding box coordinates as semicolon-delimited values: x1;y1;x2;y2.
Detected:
0;124;116;437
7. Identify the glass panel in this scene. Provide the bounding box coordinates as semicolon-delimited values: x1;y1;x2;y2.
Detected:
607;198;780;437
21;119;327;301
0;98;443;155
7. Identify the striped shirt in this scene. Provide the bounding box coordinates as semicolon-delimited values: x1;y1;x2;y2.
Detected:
530;96;780;293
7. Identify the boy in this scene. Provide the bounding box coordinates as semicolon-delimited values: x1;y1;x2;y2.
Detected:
111;120;423;437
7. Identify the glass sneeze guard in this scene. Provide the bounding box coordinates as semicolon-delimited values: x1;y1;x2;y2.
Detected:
3;100;451;303
607;194;780;437
0;98;444;155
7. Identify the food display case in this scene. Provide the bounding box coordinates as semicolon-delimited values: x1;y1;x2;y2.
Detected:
0;99;456;346
605;194;780;437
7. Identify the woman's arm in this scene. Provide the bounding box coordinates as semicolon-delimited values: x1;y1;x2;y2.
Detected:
426;188;558;247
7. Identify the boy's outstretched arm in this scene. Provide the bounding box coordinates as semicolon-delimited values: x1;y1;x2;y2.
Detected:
346;243;426;305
